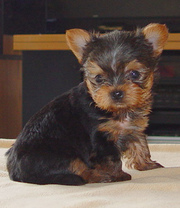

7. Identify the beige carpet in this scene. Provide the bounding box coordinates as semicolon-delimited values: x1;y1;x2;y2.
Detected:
0;139;180;208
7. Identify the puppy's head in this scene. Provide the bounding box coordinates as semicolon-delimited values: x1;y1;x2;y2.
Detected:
66;24;168;112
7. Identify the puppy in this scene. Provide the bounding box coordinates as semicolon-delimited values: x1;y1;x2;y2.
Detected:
6;23;168;185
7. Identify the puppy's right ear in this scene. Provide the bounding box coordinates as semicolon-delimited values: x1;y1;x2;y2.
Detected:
66;29;91;63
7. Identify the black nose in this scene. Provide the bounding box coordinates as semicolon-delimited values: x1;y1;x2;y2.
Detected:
111;90;124;101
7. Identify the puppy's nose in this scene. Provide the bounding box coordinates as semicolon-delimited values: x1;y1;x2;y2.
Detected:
111;90;124;101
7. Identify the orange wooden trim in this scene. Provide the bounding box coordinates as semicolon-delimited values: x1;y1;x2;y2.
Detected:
13;42;69;51
13;33;180;51
14;34;66;42
164;42;180;50
168;33;180;41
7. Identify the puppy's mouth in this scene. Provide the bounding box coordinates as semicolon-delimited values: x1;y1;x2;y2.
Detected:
110;99;128;110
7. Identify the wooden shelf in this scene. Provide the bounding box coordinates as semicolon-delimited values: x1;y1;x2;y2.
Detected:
13;33;180;51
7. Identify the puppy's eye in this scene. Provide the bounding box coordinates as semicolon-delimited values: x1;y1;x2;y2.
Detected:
130;70;140;80
95;74;104;83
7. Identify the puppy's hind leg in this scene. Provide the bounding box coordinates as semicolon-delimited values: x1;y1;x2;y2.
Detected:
8;163;86;185
30;173;87;185
7;150;86;185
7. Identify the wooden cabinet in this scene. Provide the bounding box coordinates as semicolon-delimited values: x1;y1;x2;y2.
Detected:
0;36;22;138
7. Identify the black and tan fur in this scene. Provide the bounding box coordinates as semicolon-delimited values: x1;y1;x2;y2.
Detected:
6;23;168;185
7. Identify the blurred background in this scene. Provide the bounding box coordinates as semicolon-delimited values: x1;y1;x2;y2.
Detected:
0;0;180;140
2;0;180;34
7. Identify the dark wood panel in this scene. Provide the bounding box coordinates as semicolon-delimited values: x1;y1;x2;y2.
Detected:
0;59;22;138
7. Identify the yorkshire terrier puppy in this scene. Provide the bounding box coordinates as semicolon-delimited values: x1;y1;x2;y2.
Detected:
6;23;168;185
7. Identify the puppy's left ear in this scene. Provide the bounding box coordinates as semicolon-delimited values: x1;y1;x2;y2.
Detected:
143;23;169;56
66;29;91;63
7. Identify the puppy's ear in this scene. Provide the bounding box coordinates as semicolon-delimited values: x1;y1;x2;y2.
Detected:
143;23;169;56
66;29;91;63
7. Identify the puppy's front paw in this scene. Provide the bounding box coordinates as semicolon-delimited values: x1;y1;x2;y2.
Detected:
136;161;164;171
148;162;164;170
111;171;132;182
117;171;132;181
